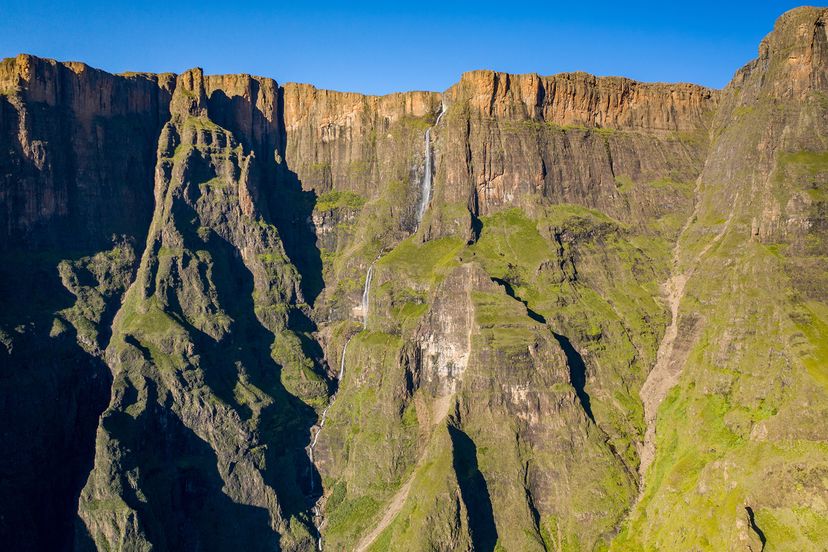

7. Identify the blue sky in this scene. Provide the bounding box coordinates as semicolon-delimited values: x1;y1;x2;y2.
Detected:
0;1;815;94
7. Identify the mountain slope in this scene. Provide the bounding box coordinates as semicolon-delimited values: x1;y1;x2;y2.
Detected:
0;6;825;551
614;7;828;550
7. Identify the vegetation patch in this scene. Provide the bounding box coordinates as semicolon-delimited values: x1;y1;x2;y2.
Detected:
315;190;366;213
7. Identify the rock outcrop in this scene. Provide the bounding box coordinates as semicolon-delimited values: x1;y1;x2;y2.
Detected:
0;7;826;551
0;55;171;552
429;70;716;238
616;7;828;550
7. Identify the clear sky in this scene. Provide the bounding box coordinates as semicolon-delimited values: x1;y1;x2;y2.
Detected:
0;1;817;95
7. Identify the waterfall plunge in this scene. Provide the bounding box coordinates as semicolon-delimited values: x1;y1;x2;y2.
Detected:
338;338;350;380
361;262;375;327
415;101;447;228
308;100;447;550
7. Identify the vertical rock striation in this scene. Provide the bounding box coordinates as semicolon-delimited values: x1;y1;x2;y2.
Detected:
0;55;171;551
615;7;828;550
0;7;826;551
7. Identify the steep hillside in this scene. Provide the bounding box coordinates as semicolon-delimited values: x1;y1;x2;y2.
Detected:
0;56;172;551
0;6;826;552
614;6;828;550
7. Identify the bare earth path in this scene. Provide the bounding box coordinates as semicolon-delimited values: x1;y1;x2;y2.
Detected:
355;384;464;551
356;263;473;551
354;477;415;552
637;188;738;490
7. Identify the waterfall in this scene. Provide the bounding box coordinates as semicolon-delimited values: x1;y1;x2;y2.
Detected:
308;99;446;550
338;338;350;380
307;336;350;491
313;505;323;551
307;259;371;499
306;335;352;550
415;101;447;227
361;262;375;326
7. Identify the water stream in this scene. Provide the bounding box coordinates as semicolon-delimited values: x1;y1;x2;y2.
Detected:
361;261;375;327
308;99;446;549
307;334;349;549
415;101;447;227
337;338;349;381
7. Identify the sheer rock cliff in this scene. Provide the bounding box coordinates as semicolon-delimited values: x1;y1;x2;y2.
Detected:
1;7;826;551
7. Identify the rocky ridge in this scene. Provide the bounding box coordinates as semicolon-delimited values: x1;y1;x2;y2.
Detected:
0;6;826;551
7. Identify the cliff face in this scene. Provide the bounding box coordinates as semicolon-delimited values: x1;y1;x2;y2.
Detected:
432;70;716;225
77;68;324;550
281;83;438;200
0;55;172;247
616;7;828;550
0;55;172;551
1;7;827;552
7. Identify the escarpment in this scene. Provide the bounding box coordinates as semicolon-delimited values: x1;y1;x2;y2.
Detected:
1;7;827;551
431;69;717;235
0;54;173;247
77;67;326;550
0;55;173;551
617;7;828;550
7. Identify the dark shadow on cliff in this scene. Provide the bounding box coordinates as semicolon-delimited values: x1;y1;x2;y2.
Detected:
0;92;160;550
0;243;125;552
552;332;595;423
101;379;282;551
273;88;325;306
0;248;122;552
0;94;158;256
153;185;322;518
490;276;594;423
448;425;498;552
491;276;546;325
745;506;767;550
205;86;324;308
0;330;111;552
